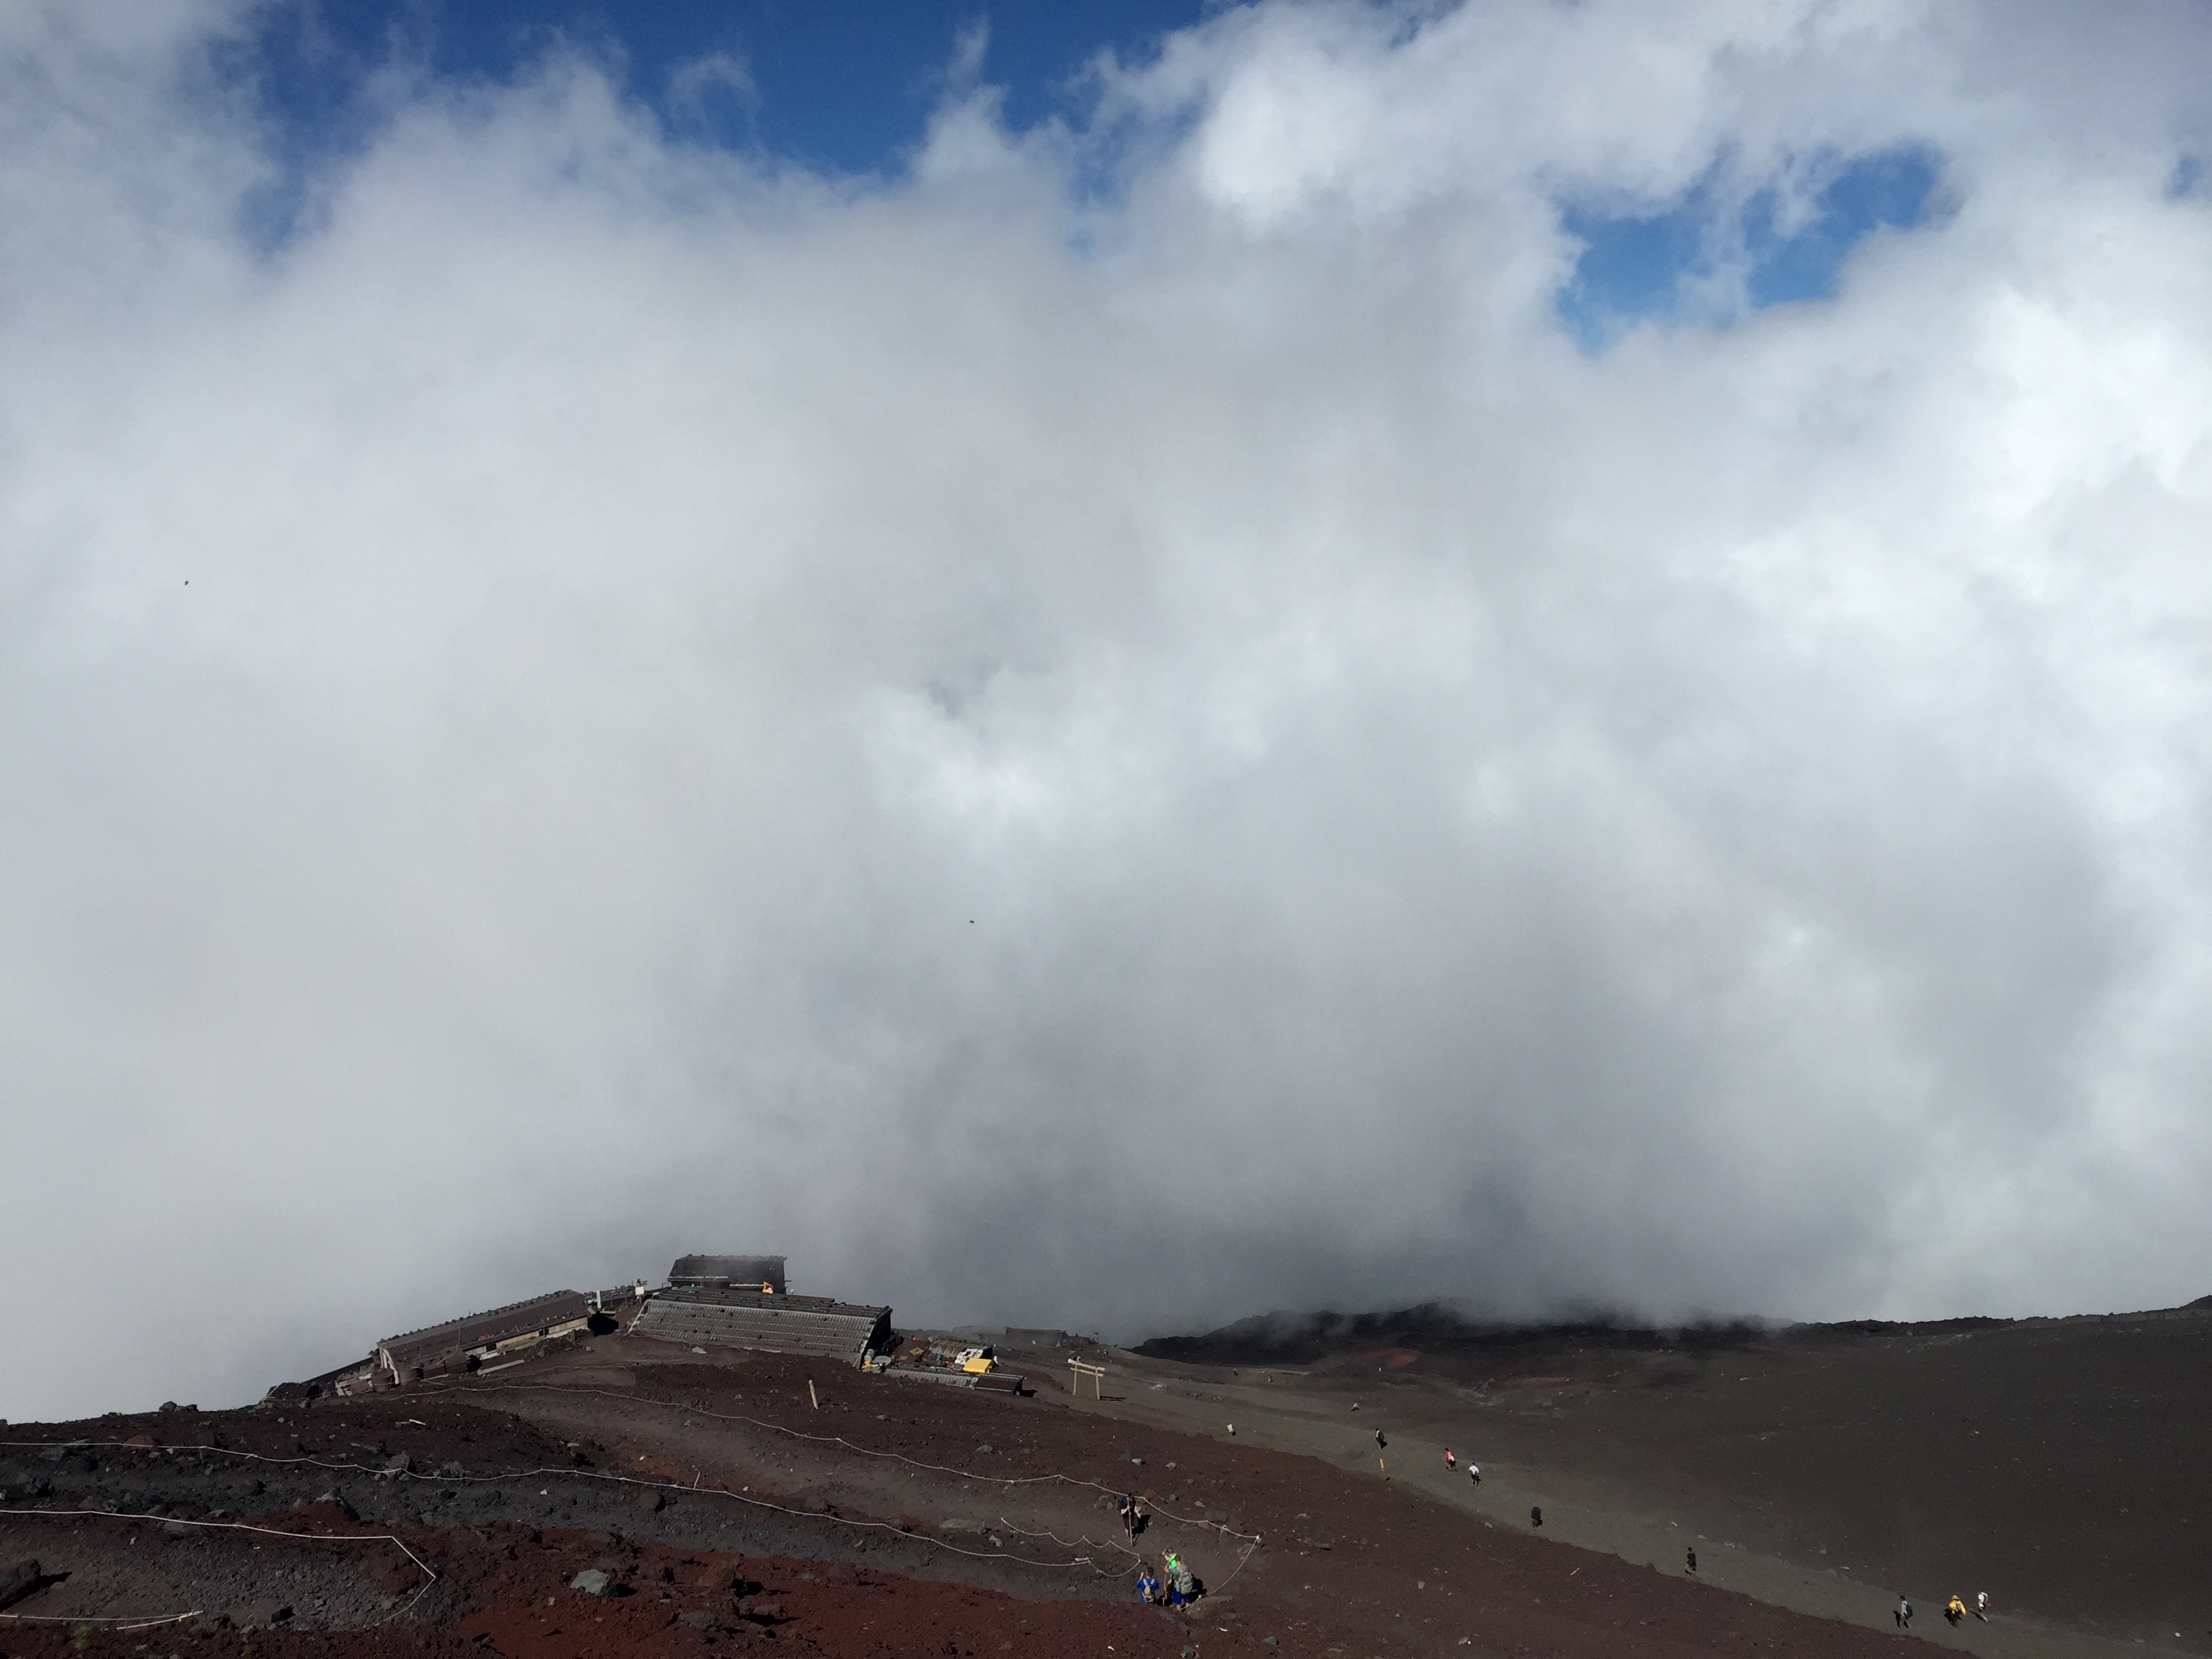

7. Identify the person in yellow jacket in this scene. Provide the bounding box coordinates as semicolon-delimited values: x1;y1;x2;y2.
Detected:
1946;1595;1968;1626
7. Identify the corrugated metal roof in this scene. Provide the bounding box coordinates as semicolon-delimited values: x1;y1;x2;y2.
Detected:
632;1285;890;1365
378;1290;590;1365
656;1284;885;1319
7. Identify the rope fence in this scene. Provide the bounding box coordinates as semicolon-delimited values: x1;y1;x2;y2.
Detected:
2;1389;1265;1599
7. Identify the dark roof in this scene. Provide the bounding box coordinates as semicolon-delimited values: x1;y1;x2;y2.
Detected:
378;1290;590;1364
632;1285;889;1364
658;1285;882;1317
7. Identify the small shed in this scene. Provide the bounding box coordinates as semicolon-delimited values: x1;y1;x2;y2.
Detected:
669;1254;788;1294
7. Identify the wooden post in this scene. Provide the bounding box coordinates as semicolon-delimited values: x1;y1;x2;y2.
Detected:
808;1378;819;1410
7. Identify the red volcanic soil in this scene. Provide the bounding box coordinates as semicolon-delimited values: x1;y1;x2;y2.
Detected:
0;1330;1942;1659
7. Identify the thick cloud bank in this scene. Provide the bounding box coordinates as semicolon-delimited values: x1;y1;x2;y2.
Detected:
5;1;2211;1419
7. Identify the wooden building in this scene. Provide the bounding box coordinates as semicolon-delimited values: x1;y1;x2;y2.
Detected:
376;1290;593;1384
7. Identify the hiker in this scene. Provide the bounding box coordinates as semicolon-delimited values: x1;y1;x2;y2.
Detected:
1686;1547;1697;1574
1375;1429;1387;1452
1896;1597;1912;1629
1444;1447;1456;1471
1530;1506;1542;1528
1975;1591;1990;1622
1468;1462;1481;1486
1134;1563;1158;1605
1946;1596;1967;1626
1165;1551;1195;1607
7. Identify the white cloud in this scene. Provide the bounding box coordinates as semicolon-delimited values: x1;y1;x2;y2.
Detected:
3;1;2211;1420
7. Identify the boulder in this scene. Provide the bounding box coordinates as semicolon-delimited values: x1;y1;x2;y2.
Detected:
0;1560;41;1612
571;1569;615;1597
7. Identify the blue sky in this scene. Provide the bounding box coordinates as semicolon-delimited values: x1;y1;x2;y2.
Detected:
233;1;1938;342
1559;147;1940;347
238;1;1211;174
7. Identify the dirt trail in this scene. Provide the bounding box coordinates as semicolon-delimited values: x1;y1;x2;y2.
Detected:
1038;1309;2212;1659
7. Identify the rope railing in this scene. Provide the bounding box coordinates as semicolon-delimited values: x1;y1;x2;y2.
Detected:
2;1437;1129;1578
3;1387;1267;1598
